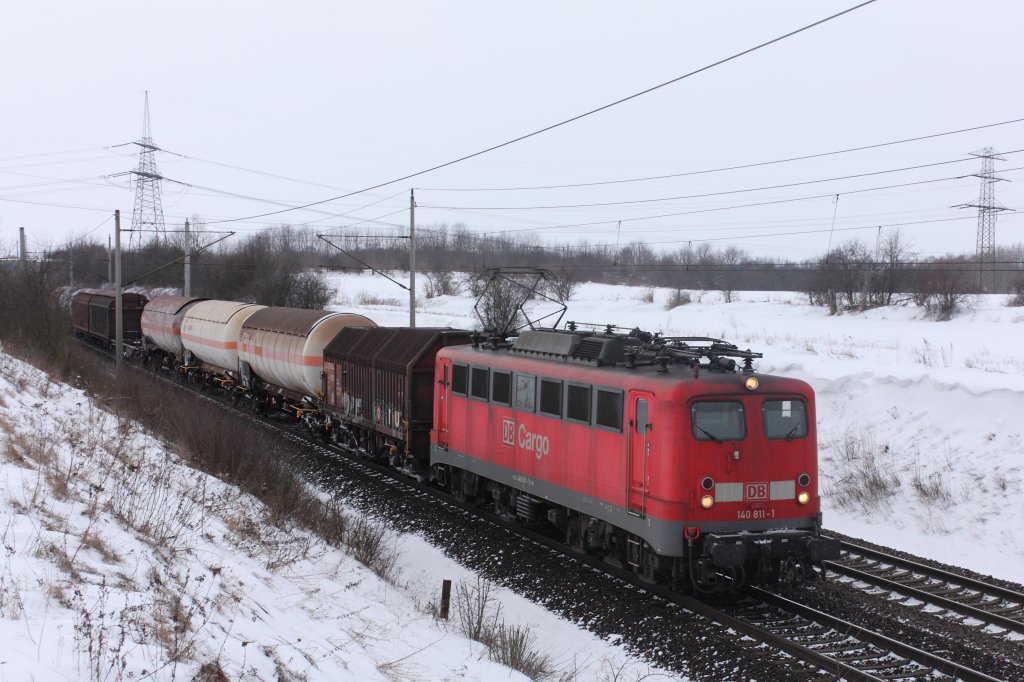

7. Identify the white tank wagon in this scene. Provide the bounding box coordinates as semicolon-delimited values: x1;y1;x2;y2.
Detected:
141;296;208;355
180;300;266;372
238;307;376;398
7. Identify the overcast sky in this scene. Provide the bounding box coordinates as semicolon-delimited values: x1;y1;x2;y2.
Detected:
2;1;1022;262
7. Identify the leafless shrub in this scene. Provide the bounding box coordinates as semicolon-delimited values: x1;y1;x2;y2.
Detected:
425;270;462;298
664;289;691;310
821;431;899;513
77;529;120;564
546;270;580;303
489;622;554;680
475;275;531;332
73;581;137;682
194;661;230;682
637;289;655;304
1007;279;1024;307
454;578;558;680
455;577;501;644
911;470;953;504
288;270;335;310
7;429;57;469
0;573;27;620
108;458;202;556
346;516;398;582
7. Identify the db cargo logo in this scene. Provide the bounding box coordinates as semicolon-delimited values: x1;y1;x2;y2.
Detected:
501;419;515;446
745;482;769;501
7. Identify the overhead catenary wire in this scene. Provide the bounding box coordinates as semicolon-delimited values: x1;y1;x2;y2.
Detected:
418;115;1024;192
469;165;1024;236
202;0;879;226
424;151;1024;211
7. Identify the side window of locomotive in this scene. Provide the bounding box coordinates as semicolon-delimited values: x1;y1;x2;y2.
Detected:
595;388;624;431
492;370;511;405
514;373;536;413
762;399;808;440
539;379;563;418
452;363;468;396
566;383;591;425
691;401;746;441
471;367;490;401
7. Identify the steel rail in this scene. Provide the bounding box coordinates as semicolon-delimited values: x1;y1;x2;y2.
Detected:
831;538;1024;606
825;559;1024;636
750;586;1003;682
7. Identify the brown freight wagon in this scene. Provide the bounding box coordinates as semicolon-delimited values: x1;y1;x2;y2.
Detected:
323;327;474;464
71;289;148;346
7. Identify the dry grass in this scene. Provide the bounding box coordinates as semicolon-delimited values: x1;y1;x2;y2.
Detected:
78;529;120;564
454;577;556;680
820;430;899;513
357;292;403;307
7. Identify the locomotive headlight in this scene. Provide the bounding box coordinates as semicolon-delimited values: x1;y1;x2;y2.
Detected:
700;494;715;509
797;491;810;505
744;376;759;391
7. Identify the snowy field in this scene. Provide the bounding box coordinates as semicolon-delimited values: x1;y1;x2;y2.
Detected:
327;271;1024;584
0;352;668;680
1;273;1022;680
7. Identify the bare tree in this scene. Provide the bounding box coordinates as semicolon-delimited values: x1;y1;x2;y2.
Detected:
545;268;580;302
287;271;335;309
913;258;975;320
871;229;915;306
424;270;462;298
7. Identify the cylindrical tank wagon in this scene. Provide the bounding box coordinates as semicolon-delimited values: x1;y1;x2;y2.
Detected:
180;300;266;372
238;307;376;398
141;296;208;356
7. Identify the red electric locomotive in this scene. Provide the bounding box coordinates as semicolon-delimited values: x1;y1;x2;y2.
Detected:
430;325;839;590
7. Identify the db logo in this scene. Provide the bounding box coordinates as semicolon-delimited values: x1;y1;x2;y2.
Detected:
745;482;769;501
501;419;515;446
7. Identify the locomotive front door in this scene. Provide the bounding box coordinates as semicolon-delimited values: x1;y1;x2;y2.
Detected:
437;361;450;449
627;391;654;517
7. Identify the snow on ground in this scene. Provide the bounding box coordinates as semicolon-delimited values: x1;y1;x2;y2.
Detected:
0;352;671;680
326;271;1024;584
2;271;1021;680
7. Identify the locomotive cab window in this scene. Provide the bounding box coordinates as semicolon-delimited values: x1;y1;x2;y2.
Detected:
595;388;624;431
471;367;490;400
762;399;808;440
539;379;563;418
691;401;745;442
514;373;536;412
566;383;591;424
492;370;511;405
452;363;468;395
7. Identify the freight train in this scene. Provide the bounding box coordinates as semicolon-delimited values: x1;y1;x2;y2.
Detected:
69;288;839;591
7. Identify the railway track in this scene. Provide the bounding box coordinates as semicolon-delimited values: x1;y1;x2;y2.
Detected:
824;539;1024;638
724;587;1002;681
84;345;1019;680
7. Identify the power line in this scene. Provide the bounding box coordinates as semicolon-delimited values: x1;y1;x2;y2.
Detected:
419;115;1024;192
471;165;1024;236
425;152;1024;211
204;0;879;226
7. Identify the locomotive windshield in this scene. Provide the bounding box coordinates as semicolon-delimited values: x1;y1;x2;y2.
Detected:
691;401;745;442
762;399;808;440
